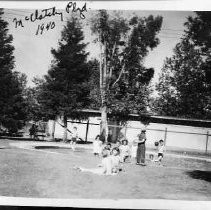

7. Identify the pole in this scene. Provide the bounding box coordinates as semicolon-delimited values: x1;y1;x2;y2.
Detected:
205;131;209;154
51;117;56;141
85;120;90;142
62;114;67;142
103;40;108;142
124;124;127;139
99;34;103;98
164;127;167;150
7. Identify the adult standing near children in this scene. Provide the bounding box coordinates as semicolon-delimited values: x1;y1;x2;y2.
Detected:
135;129;147;166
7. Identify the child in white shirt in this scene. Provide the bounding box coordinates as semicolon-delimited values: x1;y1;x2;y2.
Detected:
119;139;130;162
74;148;114;175
154;139;165;164
70;127;78;151
93;135;103;156
110;147;122;174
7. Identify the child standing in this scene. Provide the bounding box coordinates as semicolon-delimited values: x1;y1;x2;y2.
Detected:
154;139;165;164
93;135;103;156
119;139;130;163
70;126;78;152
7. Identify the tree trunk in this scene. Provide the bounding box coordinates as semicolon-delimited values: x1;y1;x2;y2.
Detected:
85;120;89;142
99;36;108;142
51;117;56;141
101;105;108;142
100;74;108;142
63;115;67;142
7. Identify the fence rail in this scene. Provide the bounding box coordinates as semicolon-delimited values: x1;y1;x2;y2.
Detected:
63;120;211;154
68;120;211;136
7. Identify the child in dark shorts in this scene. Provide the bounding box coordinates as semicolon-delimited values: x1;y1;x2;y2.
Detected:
154;139;165;164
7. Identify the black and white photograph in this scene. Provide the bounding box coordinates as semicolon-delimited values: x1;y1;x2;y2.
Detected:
0;0;210;209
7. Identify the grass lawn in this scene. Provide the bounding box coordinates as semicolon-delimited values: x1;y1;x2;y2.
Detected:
0;139;210;200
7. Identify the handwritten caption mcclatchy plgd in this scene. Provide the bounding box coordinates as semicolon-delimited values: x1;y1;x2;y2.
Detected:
13;2;88;35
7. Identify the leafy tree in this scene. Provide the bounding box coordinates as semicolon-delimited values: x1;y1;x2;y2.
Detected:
0;9;27;134
37;16;91;141
23;88;42;122
152;57;179;116
91;11;163;140
185;12;211;117
154;12;211;119
185;12;211;56
154;38;208;118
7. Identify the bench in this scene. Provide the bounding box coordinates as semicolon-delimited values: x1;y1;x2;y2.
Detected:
35;130;46;140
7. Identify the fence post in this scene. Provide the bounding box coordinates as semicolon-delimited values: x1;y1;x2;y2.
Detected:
85;120;90;142
164;127;167;148
124;125;127;138
51;119;56;140
205;131;209;154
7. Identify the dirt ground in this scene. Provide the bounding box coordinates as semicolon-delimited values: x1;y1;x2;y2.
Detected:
0;140;210;200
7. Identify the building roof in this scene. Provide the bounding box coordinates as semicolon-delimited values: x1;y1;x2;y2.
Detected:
79;109;211;128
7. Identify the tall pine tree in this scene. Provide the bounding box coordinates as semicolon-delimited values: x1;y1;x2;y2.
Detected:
37;16;91;141
0;9;27;134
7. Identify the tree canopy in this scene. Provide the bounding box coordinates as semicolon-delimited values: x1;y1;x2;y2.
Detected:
154;12;211;119
0;9;27;133
90;11;163;119
36;16;92;140
37;16;91;119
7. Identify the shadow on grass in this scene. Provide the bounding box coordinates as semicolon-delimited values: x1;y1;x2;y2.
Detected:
34;146;86;153
54;138;92;144
35;146;69;150
186;170;211;183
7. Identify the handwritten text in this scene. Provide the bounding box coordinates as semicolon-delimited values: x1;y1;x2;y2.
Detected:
12;2;88;35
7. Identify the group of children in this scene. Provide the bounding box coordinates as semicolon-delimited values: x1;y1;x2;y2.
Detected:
93;135;131;163
75;146;123;176
93;135;165;164
71;128;165;175
75;135;165;176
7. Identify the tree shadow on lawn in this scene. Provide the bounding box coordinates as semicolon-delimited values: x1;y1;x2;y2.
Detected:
186;170;211;183
35;146;69;149
34;146;87;153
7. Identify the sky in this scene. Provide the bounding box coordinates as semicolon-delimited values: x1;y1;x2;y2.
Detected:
2;8;194;87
